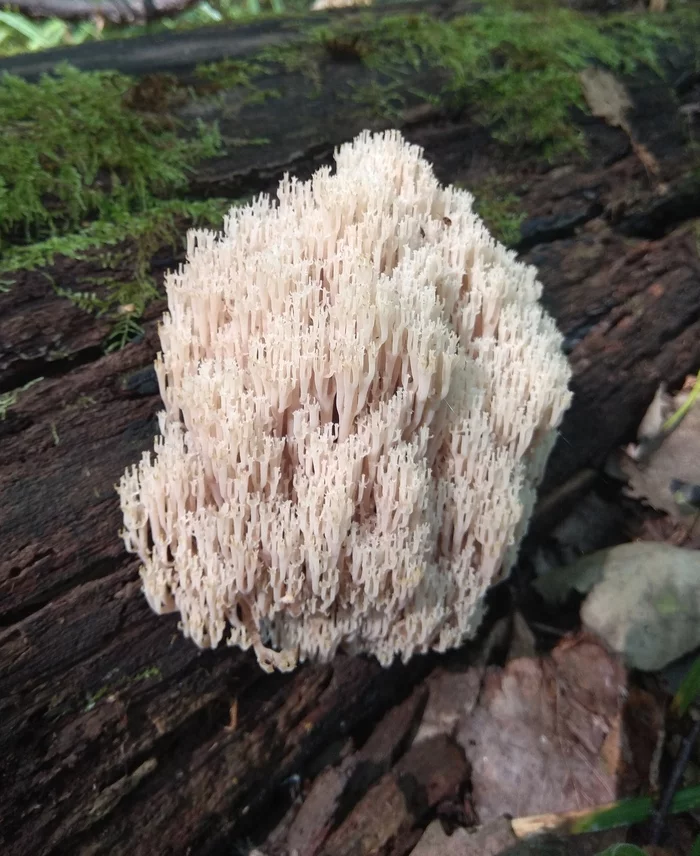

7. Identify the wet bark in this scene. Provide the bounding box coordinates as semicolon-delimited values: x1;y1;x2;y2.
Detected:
1;2;700;854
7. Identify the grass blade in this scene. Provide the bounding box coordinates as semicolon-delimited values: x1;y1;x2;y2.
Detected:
672;654;700;716
572;785;700;834
0;10;45;40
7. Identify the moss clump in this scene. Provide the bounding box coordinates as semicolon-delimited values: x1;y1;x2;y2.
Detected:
84;665;162;712
4;2;697;353
321;3;698;157
471;177;526;247
0;63;220;247
1;197;228;276
0;63;231;349
196;57;267;90
195;38;325;98
4;198;231;352
0;377;43;421
194;57;283;106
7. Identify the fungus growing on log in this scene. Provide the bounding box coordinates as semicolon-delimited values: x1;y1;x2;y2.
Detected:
118;130;572;673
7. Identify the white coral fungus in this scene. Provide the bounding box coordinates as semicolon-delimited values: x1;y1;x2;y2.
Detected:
118;130;571;673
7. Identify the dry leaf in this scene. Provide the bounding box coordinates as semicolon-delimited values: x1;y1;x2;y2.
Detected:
620;377;700;517
580;542;700;670
410;817;516;856
537;541;700;670
458;637;626;822
579;67;660;177
580;67;632;129
414;668;482;744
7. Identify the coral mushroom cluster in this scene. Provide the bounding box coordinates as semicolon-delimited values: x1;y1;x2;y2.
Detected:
118;130;571;672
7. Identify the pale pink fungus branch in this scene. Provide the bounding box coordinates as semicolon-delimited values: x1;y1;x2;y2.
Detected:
118;130;572;673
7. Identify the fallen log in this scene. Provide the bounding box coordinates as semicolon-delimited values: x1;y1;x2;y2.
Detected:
1;2;700;854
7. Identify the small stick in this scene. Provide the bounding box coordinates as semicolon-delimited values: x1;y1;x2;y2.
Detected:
649;717;700;845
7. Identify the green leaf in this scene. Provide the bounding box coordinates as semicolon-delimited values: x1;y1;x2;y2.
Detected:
573;785;700;834
0;10;45;40
691;834;700;856
28;19;67;51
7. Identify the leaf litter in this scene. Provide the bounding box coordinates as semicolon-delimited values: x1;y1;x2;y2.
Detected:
248;379;700;856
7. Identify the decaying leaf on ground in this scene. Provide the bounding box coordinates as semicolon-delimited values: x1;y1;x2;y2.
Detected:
537;543;700;671
410;816;517;856
458;637;627;822
617;375;700;520
579;67;661;179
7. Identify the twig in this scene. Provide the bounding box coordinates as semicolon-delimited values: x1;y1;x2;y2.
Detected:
650;717;700;845
1;0;200;24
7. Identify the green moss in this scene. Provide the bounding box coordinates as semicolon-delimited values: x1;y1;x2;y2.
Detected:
258;40;324;88
347;78;406;122
195;41;324;100
1;198;219;274
471;177;526;247
0;62;234;349
189;2;697;159
322;2;698;158
4;1;697;355
2;198;232;350
0;376;43;420
0;64;221;247
194;57;283;106
134;666;162;681
84;665;163;712
0;62;239;350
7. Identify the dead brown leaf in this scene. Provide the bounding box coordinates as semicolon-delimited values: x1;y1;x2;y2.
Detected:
579;67;661;178
620;378;700;519
457;637;627;822
580;67;631;129
414;668;482;745
410;817;516;856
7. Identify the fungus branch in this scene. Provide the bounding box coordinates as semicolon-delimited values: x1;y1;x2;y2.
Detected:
118;130;572;673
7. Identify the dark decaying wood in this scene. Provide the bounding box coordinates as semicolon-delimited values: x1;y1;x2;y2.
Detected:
1;2;700;854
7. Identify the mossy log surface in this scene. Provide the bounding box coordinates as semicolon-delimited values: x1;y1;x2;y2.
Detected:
1;1;700;854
